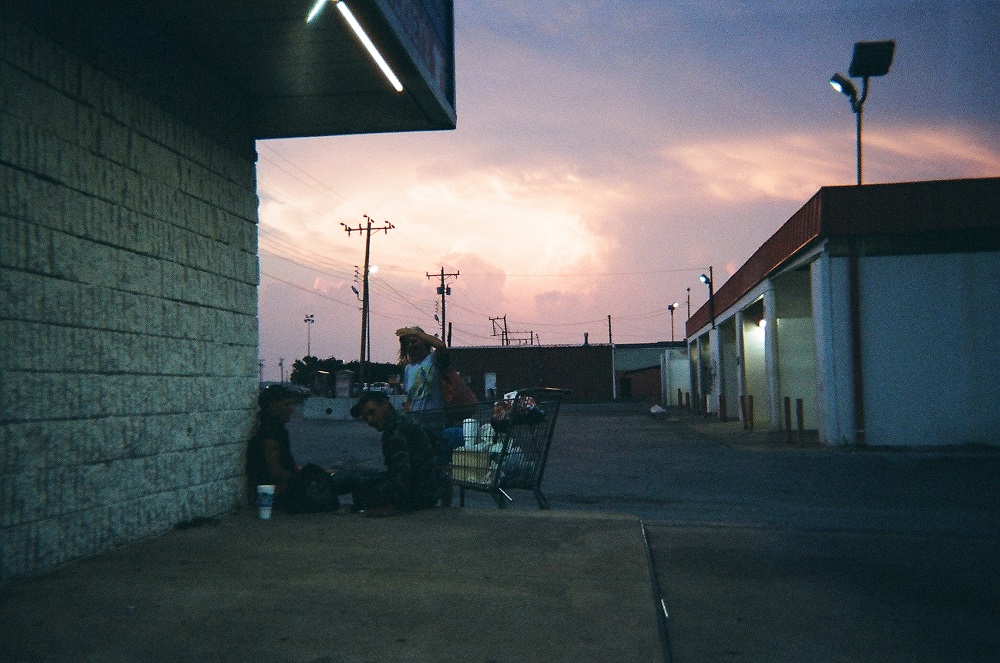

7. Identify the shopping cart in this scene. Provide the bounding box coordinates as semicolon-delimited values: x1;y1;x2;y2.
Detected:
443;387;569;509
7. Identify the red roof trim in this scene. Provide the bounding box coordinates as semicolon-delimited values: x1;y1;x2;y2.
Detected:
687;177;1000;336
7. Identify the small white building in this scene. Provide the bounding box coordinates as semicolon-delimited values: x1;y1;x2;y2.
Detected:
686;177;1000;446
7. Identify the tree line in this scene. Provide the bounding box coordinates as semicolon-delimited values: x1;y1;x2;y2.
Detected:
289;355;402;394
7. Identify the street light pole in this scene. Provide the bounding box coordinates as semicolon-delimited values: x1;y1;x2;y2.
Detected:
830;41;895;186
303;314;314;357
700;267;715;330
667;302;680;342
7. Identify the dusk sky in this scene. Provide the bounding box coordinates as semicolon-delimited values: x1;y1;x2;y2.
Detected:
255;1;1000;380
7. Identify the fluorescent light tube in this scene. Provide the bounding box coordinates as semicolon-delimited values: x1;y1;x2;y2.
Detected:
306;0;327;23
335;1;404;92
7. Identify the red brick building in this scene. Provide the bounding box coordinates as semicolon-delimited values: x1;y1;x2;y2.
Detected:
447;345;614;403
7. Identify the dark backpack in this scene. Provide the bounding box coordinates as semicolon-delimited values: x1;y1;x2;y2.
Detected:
285;463;340;513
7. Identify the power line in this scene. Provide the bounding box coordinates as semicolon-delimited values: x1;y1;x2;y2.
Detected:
258;144;363;212
343;215;394;385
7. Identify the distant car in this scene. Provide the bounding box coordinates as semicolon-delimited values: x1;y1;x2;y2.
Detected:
367;382;392;394
285;384;312;397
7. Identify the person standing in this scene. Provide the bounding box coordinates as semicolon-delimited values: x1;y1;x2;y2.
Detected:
396;326;446;414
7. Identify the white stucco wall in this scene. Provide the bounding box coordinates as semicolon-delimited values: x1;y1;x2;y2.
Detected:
812;252;858;445
858;251;1000;446
660;348;691;406
772;271;818;430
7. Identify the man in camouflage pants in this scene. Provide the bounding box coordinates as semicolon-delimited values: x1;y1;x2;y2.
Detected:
338;390;445;516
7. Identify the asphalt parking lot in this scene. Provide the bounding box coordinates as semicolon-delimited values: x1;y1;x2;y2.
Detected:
294;401;1000;662
3;401;996;662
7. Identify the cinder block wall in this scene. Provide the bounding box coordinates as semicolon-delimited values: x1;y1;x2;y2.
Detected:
1;21;259;579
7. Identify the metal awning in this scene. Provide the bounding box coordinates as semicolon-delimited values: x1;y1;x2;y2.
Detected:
12;0;456;139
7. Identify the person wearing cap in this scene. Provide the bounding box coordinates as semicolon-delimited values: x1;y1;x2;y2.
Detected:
333;390;444;517
396;326;446;416
246;384;339;513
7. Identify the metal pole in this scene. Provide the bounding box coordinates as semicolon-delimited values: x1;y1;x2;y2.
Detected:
304;314;314;357
360;217;372;387
609;314;617;400
856;103;863;185
440;267;447;340
708;265;715;329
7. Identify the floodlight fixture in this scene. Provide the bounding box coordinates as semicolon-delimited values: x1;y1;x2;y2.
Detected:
667;302;681;341
829;73;858;109
828;40;896;185
700;267;715;329
848;40;896;78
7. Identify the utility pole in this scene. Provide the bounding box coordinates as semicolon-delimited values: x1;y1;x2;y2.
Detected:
278;357;285;383
510;330;534;345
608;315;617;400
343;215;394;387
490;315;509;346
427;267;459;344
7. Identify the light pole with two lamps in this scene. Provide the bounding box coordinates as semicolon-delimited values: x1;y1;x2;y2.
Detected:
829;40;896;185
667;302;680;342
700;267;715;330
303;314;315;358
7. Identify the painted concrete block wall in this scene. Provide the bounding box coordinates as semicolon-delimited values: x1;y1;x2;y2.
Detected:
661;349;691;407
773;271;818;430
859;251;1000;446
812;254;857;445
719;320;739;418
741;318;769;427
1;22;259;579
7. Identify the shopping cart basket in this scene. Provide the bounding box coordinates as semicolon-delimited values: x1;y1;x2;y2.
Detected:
444;387;569;509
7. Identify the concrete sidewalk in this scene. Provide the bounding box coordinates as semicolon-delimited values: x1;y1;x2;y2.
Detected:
0;507;665;663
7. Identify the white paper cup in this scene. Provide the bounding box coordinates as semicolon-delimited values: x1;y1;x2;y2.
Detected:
256;484;275;520
462;418;478;447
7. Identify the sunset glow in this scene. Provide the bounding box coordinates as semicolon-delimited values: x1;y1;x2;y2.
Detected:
256;2;1000;377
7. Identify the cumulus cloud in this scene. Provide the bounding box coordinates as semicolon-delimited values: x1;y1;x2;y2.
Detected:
662;125;1000;203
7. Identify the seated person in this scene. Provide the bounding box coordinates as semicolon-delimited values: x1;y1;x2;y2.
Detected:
334;390;445;517
246;385;339;513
